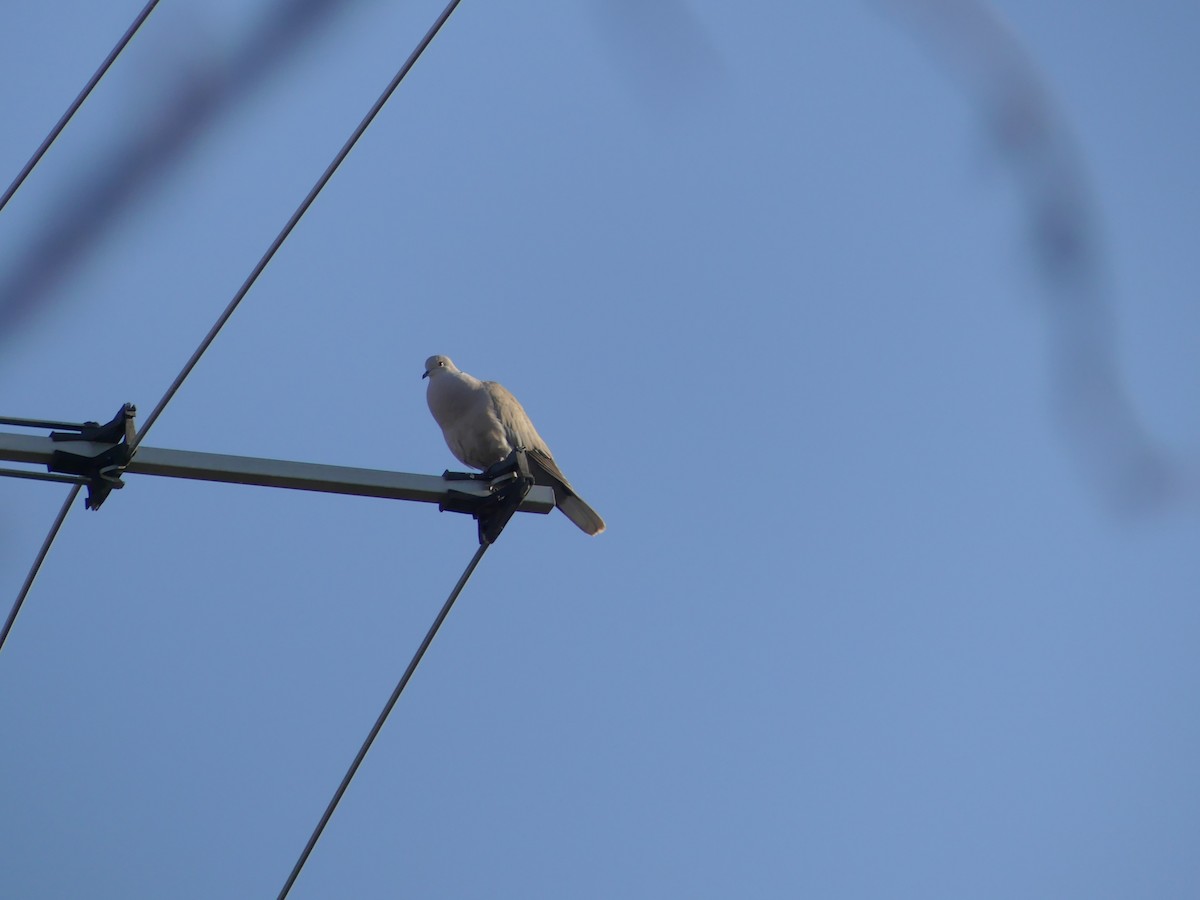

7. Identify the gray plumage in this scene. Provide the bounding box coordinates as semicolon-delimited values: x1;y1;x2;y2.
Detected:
423;355;606;536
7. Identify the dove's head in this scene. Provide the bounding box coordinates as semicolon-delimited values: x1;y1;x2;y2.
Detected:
422;355;458;379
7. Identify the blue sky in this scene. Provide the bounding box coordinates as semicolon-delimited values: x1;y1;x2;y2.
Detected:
1;2;1197;897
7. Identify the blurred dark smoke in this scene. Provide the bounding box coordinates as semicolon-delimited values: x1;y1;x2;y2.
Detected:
593;0;722;112
0;0;360;343
873;0;1178;512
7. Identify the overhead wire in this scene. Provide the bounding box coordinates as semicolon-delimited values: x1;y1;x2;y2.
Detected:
0;487;80;653
0;0;365;335
1;0;161;654
277;540;490;900
1;0;467;652
132;0;466;450
0;0;162;216
0;0;162;651
0;469;87;486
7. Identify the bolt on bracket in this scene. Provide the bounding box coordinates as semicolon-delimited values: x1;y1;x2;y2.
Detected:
439;448;536;545
47;403;137;509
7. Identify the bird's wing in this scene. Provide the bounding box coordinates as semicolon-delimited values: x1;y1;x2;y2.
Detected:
482;380;606;535
526;450;606;535
525;446;576;493
483;380;553;459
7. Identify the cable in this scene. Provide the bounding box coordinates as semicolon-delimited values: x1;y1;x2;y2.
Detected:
0;0;161;655
1;0;466;654
0;415;99;430
277;540;490;900
0;0;161;216
133;0;466;449
0;469;87;486
0;486;80;654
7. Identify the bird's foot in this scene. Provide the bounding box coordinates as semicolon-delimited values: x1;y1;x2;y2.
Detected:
440;449;535;545
442;448;530;483
442;469;487;482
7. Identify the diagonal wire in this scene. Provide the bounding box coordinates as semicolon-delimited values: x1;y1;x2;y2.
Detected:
277;540;490;900
133;0;466;449
1;0;466;655
0;486;80;654
0;0;162;216
2;0;161;656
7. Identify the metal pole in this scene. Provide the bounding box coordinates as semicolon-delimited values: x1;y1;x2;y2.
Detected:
0;432;555;512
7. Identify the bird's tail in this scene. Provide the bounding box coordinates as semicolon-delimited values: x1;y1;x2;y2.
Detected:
556;492;606;536
526;451;606;535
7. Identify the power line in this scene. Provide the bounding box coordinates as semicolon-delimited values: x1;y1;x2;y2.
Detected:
0;0;161;654
0;486;79;653
0;467;87;486
0;0;162;216
133;0;466;449
278;540;490;900
1;0;466;653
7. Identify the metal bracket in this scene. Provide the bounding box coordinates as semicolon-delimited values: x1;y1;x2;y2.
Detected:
46;404;137;509
439;449;535;545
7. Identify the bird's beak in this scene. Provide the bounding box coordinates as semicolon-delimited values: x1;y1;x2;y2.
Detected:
421;370;429;379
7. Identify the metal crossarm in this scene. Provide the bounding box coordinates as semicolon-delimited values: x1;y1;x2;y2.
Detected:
0;430;555;513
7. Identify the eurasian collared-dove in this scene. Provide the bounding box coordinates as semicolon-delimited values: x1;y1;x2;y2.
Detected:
423;355;606;536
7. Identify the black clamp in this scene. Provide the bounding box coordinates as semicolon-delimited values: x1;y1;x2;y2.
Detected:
439;449;536;545
48;404;137;510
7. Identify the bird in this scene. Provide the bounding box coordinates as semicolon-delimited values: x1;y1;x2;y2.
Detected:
423;355;605;536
